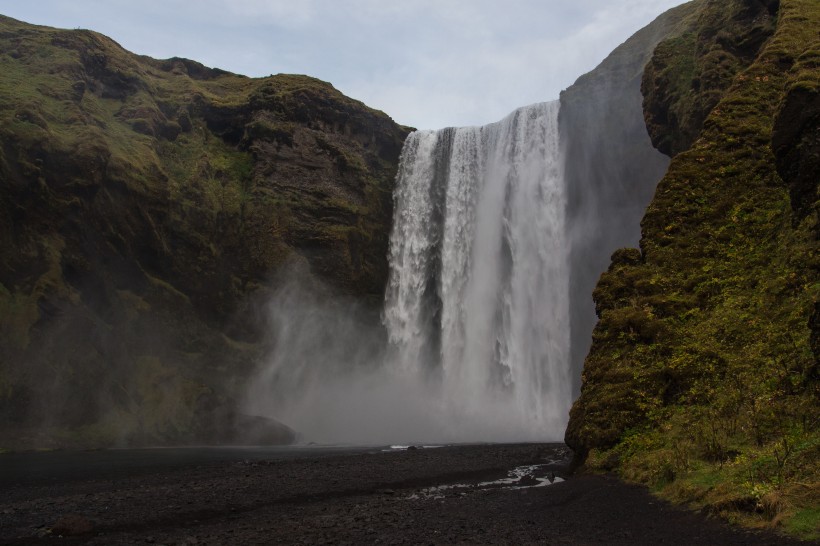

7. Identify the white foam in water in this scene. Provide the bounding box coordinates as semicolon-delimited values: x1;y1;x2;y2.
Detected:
245;102;571;444
384;102;570;441
407;464;565;500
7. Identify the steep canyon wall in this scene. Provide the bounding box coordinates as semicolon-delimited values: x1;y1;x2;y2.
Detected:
0;14;409;448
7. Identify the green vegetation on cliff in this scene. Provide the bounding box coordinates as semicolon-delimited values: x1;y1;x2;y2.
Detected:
0;15;410;449
567;0;819;538
642;0;780;156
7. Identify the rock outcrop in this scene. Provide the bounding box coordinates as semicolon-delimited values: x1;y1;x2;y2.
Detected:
0;15;410;448
567;0;818;536
559;1;694;395
642;0;780;156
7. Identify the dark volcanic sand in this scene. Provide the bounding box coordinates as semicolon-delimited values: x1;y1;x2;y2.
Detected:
0;443;810;545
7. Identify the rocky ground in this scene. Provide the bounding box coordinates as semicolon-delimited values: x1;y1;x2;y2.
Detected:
0;444;811;545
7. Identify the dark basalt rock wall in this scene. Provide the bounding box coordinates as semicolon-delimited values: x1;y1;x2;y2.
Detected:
772;73;820;224
559;2;695;395
567;0;818;534
0;14;410;448
642;0;779;157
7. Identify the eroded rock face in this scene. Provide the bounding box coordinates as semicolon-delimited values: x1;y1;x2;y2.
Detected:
559;1;692;396
772;83;820;223
641;0;778;156
771;37;820;380
567;0;818;531
0;14;410;448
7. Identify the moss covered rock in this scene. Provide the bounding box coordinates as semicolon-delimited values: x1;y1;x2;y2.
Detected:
568;0;819;538
0;15;410;449
642;0;779;156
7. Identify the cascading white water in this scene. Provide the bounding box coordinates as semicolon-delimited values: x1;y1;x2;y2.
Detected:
243;10;673;444
384;101;571;440
245;101;571;444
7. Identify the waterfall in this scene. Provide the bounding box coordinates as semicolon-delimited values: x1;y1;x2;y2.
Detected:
244;102;572;444
243;13;673;445
384;101;571;440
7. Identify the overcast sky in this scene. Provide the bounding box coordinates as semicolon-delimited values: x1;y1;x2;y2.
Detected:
0;1;686;129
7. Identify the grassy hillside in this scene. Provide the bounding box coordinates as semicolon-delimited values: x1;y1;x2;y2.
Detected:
0;15;410;449
567;0;819;539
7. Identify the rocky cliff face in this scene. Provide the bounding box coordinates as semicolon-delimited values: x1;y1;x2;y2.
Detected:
0;15;410;448
567;0;818;537
559;2;693;396
642;0;780;156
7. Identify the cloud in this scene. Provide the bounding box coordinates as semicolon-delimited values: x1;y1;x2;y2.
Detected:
0;0;687;128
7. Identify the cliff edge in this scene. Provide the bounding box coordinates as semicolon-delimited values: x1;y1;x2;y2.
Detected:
0;15;410;448
567;0;819;538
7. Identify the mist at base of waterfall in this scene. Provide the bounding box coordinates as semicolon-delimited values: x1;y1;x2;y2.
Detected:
242;265;563;445
245;102;571;445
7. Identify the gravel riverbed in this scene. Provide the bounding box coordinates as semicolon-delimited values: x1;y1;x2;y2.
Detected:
0;443;808;545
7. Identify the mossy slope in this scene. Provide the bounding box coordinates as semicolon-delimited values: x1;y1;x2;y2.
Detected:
567;0;819;538
0;15;410;448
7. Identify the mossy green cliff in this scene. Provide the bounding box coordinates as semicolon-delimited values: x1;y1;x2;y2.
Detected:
0;15;410;448
567;0;819;538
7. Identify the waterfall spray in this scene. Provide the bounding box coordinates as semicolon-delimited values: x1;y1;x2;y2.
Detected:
246;102;571;444
385;101;570;440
